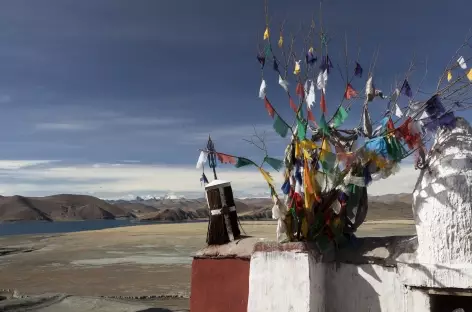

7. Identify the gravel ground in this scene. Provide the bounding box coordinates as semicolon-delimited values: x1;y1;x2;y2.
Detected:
0;221;416;311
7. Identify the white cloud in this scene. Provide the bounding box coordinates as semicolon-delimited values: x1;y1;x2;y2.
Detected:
35;122;96;131
0;160;57;170
0;160;420;199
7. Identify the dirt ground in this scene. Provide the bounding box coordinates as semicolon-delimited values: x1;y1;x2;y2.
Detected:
0;221;416;310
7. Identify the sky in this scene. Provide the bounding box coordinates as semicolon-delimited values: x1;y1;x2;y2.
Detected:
0;0;470;199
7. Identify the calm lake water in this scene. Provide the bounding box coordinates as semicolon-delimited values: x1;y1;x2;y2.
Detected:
0;219;206;236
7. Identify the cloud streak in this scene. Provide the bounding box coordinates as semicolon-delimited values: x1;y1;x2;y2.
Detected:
0;160;420;199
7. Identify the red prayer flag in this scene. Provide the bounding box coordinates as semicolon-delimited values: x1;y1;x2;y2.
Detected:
307;109;315;121
217;153;236;165
296;82;305;99
387;118;395;131
264;97;275;118
320;91;327;114
344;84;358;100
289;97;297;112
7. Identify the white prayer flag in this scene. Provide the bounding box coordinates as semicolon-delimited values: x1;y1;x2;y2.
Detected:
258;79;266;99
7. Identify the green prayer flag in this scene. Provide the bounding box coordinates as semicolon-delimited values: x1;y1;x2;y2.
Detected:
273;115;288;138
319;114;330;135
297;118;306;141
264;44;271;58
320;151;337;172
264;156;284;171
332;106;349;128
235;157;253;168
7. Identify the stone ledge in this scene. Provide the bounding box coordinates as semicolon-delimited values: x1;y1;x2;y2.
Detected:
194;235;419;265
194;236;267;259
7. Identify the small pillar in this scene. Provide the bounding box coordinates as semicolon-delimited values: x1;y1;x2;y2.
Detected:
190;237;261;312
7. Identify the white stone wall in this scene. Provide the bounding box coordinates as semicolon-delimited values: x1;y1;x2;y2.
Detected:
413;118;472;265
246;251;452;312
325;263;405;312
247;251;325;312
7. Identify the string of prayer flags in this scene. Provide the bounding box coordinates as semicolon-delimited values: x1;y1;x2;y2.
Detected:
263;27;270;40
447;70;453;82
259;80;266;99
332;106;349;128
279;75;289;92
401;79;413;98
264;97;275;118
196;151;208;169
354;62;363;77
344;84;358;100
306;47;317;65
257;53;265;69
468;69;472;81
457;56;467;69
235;157;254;168
216;152;237;165
294;60;301;75
264;156;284;171
320;90;327;113
273;115;289;138
278;33;283;48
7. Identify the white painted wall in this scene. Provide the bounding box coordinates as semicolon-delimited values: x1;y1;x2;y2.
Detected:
247;252;435;312
413;118;472;265
325;263;404;312
247;251;325;312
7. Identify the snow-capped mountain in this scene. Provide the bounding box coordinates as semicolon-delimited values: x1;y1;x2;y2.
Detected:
109;193;186;202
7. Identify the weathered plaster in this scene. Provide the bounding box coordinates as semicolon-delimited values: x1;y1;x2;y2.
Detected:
247;251;325;312
413;117;472;265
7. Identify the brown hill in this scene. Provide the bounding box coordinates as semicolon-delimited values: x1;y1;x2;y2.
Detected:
0;194;128;222
0;192;414;222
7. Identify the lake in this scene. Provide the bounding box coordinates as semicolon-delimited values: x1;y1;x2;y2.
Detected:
0;219;206;236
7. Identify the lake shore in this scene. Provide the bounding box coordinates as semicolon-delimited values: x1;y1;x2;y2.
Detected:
0;220;416;310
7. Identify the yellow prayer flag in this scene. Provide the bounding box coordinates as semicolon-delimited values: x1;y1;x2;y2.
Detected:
259;167;274;187
300;139;317;150
278;35;283;48
303;149;312;161
447;70;452;82
294;61;301;75
467;69;472;82
263;27;270;40
321;138;331;152
295;141;302;158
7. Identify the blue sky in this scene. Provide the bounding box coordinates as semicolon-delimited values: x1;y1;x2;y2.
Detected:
0;0;470;199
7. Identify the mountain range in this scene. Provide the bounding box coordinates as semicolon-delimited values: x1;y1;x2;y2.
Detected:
0;192;414;223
